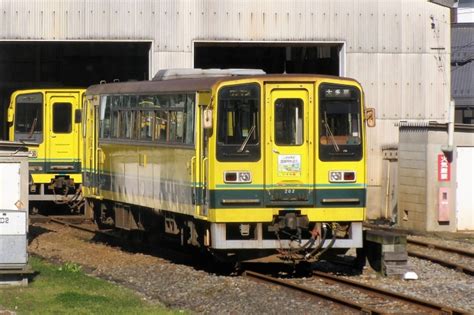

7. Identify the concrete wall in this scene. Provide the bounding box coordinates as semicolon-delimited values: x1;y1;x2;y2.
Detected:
398;124;474;232
398;128;428;230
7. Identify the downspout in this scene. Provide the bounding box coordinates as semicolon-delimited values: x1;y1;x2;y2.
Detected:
441;100;455;156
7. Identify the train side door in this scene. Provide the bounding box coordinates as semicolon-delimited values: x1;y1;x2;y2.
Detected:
45;92;81;172
264;84;314;203
193;92;211;218
83;95;100;197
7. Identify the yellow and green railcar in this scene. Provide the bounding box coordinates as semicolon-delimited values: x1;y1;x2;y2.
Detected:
7;89;85;210
83;70;375;262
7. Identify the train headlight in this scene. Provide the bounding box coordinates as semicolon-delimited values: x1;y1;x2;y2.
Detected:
224;171;252;183
329;171;356;183
238;172;251;182
330;171;342;182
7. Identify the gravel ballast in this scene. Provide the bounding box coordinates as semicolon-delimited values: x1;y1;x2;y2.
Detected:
26;222;474;314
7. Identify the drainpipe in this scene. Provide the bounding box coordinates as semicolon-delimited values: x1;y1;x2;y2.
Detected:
441;100;455;156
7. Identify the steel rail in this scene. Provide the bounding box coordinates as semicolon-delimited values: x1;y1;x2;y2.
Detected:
34;215;114;239
244;270;382;314
407;239;474;258
48;217;98;233
407;250;474;276
312;271;468;315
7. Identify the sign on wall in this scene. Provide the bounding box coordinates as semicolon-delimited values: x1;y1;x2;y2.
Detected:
438;153;451;182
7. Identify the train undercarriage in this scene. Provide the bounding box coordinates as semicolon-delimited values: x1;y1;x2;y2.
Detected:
89;199;362;264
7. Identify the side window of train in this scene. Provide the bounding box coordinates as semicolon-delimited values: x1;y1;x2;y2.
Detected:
154;110;168;142
101;92;195;145
185;94;195;145
139;110;153;140
52;103;73;133
99;95;111;138
169;111;179;142
110;95;122;138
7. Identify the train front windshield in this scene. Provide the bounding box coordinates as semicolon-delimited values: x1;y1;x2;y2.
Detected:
217;83;260;162
319;84;362;161
14;93;44;143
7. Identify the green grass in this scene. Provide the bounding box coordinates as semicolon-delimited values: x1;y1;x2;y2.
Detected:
0;257;180;315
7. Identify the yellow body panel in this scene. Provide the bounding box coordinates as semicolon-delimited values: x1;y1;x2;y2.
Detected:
32;173;82;184
208;208;365;223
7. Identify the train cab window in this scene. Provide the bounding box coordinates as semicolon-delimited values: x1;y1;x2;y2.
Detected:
14;92;44;143
275;99;304;146
52;103;72;133
217;83;260;162
319;84;362;161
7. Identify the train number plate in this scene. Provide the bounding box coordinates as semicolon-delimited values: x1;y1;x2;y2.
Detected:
0;211;26;235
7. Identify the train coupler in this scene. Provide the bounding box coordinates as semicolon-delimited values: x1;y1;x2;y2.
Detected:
268;213;309;233
49;176;75;191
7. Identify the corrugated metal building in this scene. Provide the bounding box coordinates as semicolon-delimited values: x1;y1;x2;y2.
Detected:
452;23;474;123
0;0;452;219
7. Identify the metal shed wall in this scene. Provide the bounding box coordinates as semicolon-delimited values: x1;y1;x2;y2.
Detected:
0;0;451;218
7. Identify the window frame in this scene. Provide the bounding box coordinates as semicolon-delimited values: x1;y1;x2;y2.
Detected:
52;102;73;134
318;84;363;162
274;98;304;146
98;92;195;147
216;83;261;162
14;92;44;143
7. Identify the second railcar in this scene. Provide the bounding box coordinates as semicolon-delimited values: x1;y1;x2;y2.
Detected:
7;89;85;212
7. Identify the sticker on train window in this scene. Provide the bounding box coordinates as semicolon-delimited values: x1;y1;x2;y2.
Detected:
277;155;301;177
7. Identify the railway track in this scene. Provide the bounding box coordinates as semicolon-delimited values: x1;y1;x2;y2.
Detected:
36;218;474;277
30;214;118;242
30;215;213;270
31;218;472;313
407;239;474;276
244;270;468;314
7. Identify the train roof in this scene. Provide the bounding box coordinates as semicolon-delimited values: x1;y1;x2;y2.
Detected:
85;73;360;95
86;77;223;95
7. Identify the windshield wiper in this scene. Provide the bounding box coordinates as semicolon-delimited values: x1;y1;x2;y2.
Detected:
237;124;256;153
28;117;38;139
323;112;340;152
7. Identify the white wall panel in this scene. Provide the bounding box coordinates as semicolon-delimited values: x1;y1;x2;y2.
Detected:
378;0;401;53
155;51;192;71
377;54;403;120
352;0;378;53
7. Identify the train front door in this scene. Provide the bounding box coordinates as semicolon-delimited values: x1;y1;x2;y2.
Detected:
264;84;314;203
45;92;81;173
